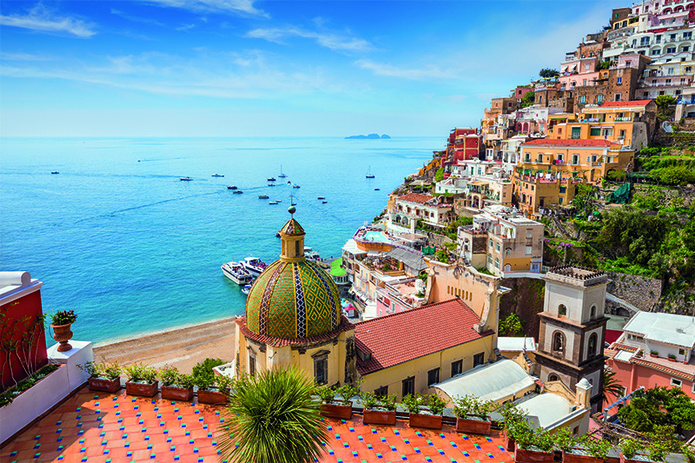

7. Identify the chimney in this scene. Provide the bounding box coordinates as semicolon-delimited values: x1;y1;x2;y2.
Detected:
575;377;592;409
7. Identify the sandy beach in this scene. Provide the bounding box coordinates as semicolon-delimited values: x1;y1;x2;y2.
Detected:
93;317;237;374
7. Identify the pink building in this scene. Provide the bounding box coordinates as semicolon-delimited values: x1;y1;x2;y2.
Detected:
560;55;600;90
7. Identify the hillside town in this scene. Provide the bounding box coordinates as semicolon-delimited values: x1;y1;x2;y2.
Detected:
3;2;695;462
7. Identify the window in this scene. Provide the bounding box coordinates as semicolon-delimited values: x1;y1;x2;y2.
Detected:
652;48;661;55
427;368;440;386
402;377;415;396
314;356;328;385
603;128;614;136
451;360;463;377
572;154;579;164
671;378;683;388
668;67;675;75
615;93;622;101
597;94;603;106
617;76;623;84
588;333;598;357
560;186;567;193
473;352;485;367
495;257;500;268
548;374;559;382
580;95;586;104
553;331;566;353
496;242;501;251
505;248;511;256
526;229;533;239
249;353;256;376
571;127;581;139
590;127;601;136
525;246;532;255
559;304;568;317
591;305;596;318
667;47;676;53
374;386;388;397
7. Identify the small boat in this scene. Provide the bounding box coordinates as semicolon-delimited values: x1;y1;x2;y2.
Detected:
366;166;375;179
180;176;193;181
304;246;321;261
51;171;60;175
221;262;254;285
269;201;279;205
291;201;297;206
267;177;277;182
268;183;276;187
322;200;328;204
278;165;287;178
275;232;281;238
233;190;243;194
293;185;301;189
259;194;269;199
227;185;237;190
212;174;224;178
287;181;291;184
374;188;380;191
240;257;268;276
241;285;252;295
317;196;325;200
276;200;282;203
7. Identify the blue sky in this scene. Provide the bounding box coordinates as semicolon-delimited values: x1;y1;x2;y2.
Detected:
1;0;627;137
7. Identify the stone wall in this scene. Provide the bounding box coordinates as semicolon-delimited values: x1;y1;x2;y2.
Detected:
499;277;546;340
605;271;662;312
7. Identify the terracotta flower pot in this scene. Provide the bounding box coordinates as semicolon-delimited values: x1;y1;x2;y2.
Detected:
161;385;194;402
89;377;121;393
668;357;676;362
620;454;652;463
409;412;442;430
455;415;492;435
503;430;516;452
649;354;657;358
515;447;555;463
363;409;396;426
563;450;603;463
125;380;159;397
320;402;353;420
51;323;74;352
198;389;228;405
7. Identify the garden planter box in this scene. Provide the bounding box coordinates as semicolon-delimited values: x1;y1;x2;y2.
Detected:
161;385;194;402
503;430;515;452
563;450;603;463
198;389;228;405
455;415;492;435
620;454;653;463
125;381;159;397
649;354;657;358
605;457;620;463
409;412;442;430
363;409;396;426
515;447;555;463
88;377;121;393
668;357;676;362
320;402;353;420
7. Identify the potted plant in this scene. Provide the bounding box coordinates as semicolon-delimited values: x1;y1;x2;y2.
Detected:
317;383;355;420
80;362;122;393
620;438;645;463
453;395;494;434
124;363;159;397
560;431;608;463
159;366;194;401
650;350;658;358
514;427;555;463
668;353;677;362
362;392;397;426
50;310;77;352
404;393;445;430
498;402;527;451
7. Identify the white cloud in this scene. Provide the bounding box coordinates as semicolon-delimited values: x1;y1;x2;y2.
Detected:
110;8;164;26
1;52;53;62
143;0;268;18
0;4;96;38
176;23;196;32
355;59;452;81
246;26;373;53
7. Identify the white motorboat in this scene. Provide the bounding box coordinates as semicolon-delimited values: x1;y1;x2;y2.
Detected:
221;262;254;285
304;246;321;262
180;176;193;181
269;201;279;205
241;285;252;295
241;257;268;276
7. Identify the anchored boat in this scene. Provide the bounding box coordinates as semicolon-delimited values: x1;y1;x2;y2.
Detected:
221;262;254;285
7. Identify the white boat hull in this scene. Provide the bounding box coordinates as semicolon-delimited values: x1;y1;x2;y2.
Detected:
222;263;254;285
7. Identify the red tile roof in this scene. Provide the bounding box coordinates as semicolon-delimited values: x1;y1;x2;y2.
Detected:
397;192;434;204
354;299;492;375
599;99;652;108
521;138;615;147
236;315;354;347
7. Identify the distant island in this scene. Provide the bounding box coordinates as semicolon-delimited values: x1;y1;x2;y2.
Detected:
345;133;391;139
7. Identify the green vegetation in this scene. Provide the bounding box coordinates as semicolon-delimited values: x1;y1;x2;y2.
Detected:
571;183;598;217
605;170;626;182
0;364;60;407
598;60;612;70
498;313;524;336
650;165;695;185
617;386;695;435
656;94;676;110
539;68;559;78
602;369;624;402
435;167;444;182
520;91;536;108
434;249;451;264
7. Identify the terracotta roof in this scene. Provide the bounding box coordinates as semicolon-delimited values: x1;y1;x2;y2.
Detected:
354;298;492;375
521;138;615;147
631;356;695;381
397;192;434;204
599;99;652;108
236;315;354;347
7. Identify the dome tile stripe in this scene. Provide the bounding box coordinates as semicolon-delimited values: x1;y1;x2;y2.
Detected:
265;265;298;338
236;315;354;347
307;260;339;330
293;263;307;338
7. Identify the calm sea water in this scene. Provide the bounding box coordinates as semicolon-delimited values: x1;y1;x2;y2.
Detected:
1;137;437;344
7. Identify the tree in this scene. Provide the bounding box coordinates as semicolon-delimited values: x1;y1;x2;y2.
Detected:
539;68;559;78
218;368;330;463
572;183;598;217
520;91;536;108
616;386;695;435
602;368;624;402
499;313;523;336
655;94;676;110
435;167;444;182
650;165;695;186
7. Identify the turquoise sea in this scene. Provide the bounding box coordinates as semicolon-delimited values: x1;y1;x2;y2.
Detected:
1;137;438;344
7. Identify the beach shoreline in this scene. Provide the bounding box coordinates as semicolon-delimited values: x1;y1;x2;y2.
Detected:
93;316;237;374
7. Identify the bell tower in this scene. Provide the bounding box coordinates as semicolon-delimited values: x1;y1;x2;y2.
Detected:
279;206;305;262
535;266;608;412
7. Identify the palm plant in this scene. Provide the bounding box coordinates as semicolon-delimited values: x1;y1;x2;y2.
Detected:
217;367;329;463
602;368;624;402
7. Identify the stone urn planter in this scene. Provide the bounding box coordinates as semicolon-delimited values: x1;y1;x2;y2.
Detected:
320;401;353;420
409;412;442;430
563;450;603;463
515;447;555;463
455;415;492;435
161;385;194;402
125;381;159;397
363;409;396;426
88;377;121;393
503;430;515;452
198;389;228;405
51;323;74;352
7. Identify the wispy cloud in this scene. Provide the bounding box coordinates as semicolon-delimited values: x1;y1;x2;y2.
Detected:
176;23;196;32
110;8;164;26
142;0;268;18
355;59;452;81
0;4;96;38
246;26;372;53
1;52;53;62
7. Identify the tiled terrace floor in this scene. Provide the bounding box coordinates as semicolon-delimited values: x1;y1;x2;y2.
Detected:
1;387;513;462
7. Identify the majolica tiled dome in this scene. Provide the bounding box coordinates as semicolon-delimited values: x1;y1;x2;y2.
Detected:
245;216;341;340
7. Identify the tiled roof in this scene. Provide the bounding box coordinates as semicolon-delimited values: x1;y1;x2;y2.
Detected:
354;299;492;375
0;387;513;463
599;99;652;108
397;193;435;204
236;315;354;347
521;138;615;147
280;218;305;236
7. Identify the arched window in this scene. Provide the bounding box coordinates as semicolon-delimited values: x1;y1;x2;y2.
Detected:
553;331;566;354
548;374;559;382
559;304;567;317
590;305;597;318
588;333;598;357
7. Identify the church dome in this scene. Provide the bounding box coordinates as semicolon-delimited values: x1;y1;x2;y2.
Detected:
244;214;342;340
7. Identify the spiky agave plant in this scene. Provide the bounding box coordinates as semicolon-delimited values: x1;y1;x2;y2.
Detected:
217;367;329;463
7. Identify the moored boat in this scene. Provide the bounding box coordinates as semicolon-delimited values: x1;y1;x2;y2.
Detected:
259;194;269;199
240;257;268;276
51;171;60;175
180;176;193;181
227;185;237;190
233;190;243;194
278;165;287;178
293;185;300;189
241;285;252;295
317;196;325;200
322;200;328;204
366;166;375;179
304;246;321;262
221;262;254;285
269;201;279;205
267;177;276;182
212;174;224;177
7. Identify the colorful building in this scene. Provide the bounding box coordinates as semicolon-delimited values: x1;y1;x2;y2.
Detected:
447;128;482;163
387;192;455;233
